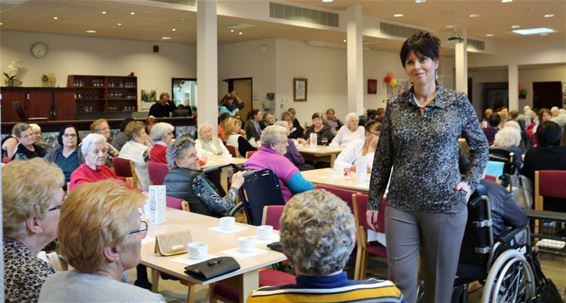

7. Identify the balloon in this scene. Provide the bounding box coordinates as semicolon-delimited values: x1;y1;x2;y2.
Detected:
390;78;398;87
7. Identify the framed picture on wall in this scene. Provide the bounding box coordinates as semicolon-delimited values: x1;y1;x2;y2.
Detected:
293;78;307;101
368;79;377;94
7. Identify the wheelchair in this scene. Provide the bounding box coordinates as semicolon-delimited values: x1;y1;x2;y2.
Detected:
452;184;537;303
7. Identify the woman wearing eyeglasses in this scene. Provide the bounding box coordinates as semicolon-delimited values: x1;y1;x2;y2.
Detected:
333;120;381;175
45;125;84;187
3;158;65;303
38;180;165;302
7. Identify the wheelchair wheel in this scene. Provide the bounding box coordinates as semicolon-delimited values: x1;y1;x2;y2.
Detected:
481;249;536;303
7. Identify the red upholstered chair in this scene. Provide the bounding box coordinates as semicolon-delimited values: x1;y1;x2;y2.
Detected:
147;161;169;185
112;157;138;189
245;151;256;159
211;270;295;303
352;193;387;280
314;184;360;213
262;205;285;230
2;156;10;164
226;145;239;158
165;196;189;211
534;170;566;234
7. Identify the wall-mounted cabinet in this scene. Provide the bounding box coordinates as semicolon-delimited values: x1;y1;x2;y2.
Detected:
67;75;137;113
0;87;76;122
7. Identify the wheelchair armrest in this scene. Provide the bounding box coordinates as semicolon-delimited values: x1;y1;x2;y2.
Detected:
496;225;529;248
229;202;244;217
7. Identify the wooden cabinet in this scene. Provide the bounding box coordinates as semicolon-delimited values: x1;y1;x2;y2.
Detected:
0;87;76;122
68;75;137;113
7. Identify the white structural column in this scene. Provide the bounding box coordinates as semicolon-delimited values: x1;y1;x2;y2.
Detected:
197;0;218;135
508;64;519;111
346;5;364;115
454;30;468;94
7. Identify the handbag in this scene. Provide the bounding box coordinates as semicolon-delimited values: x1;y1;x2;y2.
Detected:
184;256;240;281
154;230;193;256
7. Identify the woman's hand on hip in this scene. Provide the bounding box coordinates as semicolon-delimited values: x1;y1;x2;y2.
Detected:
455;181;472;202
366;210;379;230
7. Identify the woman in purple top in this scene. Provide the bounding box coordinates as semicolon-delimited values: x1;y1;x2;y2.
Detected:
245;125;314;201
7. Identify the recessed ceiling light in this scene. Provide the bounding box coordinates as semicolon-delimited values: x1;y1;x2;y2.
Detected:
117;23;122;26
343;39;347;43
485;33;494;37
322;0;333;3
446;25;454;29
162;36;171;40
0;22;3;26
230;29;235;33
469;13;480;18
238;31;243;35
171;28;176;32
393;13;404;17
85;29;96;33
501;0;512;3
53;16;58;20
544;14;554;18
130;11;135;15
415;0;426;3
511;25;520;29
513;27;555;35
180;17;187;21
101;11;107;15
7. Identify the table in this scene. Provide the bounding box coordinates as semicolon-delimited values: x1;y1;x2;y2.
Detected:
302;168;370;192
141;208;286;302
296;145;342;167
201;155;246;170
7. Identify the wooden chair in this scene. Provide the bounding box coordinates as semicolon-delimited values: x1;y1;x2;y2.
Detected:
226;145;239;158
147;161;169;185
534;170;566;235
314;184;360;213
352;193;387;280
165;196;190;211
112;157;138;189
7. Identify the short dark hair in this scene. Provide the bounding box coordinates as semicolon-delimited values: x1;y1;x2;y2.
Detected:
400;31;440;68
57;124;81;146
488;113;501;127
365;120;382;133
536;121;562;147
312;112;322;120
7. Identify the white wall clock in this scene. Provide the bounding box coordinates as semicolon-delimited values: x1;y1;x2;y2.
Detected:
31;42;48;58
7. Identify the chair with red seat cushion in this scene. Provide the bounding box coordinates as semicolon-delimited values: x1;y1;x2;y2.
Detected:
211;269;295;303
352;193;387;280
165;196;189;211
261;205;285;230
112;157;138;188
314;184;360;213
226;145;238;158
534;170;566;234
147;161;169;185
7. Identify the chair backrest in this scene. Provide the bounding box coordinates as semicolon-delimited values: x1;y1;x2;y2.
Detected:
314;184;359;213
352;193;386;234
489;148;516;175
261;205;285;230
535;170;566;211
226;145;238;158
166;196;189;211
147;161;169;185
240;169;285;226
457;184;493;280
112;157;138;188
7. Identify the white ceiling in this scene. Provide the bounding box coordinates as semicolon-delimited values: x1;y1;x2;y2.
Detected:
0;0;564;53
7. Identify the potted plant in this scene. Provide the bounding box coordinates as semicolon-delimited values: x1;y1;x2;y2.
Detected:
3;59;23;86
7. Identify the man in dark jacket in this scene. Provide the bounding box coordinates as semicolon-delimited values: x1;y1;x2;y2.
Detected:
149;92;176;118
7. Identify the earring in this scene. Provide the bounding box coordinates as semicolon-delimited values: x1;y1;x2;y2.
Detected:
435;70;439;81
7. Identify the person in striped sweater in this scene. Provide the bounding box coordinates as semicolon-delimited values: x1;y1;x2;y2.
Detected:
247;189;405;303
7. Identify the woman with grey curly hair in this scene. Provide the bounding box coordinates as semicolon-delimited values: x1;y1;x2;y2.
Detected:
247;189;404;303
149;122;175;163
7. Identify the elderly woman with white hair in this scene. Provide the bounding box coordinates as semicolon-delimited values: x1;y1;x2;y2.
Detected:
247;190;404;302
493;123;524;169
329;112;365;147
3;159;65;303
38;180;165;302
69;133;129;191
149;122;175;163
195;122;231;158
245;125;314;201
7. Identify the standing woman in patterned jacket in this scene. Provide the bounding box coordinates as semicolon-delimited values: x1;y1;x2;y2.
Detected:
366;31;488;303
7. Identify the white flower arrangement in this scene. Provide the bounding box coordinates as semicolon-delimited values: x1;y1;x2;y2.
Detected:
4;59;23;81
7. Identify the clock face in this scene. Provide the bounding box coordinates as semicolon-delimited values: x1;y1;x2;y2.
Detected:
31;42;48;58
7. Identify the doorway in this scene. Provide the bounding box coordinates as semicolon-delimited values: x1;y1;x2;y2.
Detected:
224;78;253;121
482;82;508;111
533;81;562;110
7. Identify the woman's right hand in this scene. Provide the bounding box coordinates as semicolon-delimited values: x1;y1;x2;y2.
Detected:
366;210;379;230
230;171;246;189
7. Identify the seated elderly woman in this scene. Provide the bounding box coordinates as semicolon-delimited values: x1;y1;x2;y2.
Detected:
90;118;119;161
304;113;334;146
69;134;129;191
247;190;404;302
324;108;343;133
330;112;365;147
2;123;26;159
12;122;46;160
45;125;84;186
165;137;246;217
334;120;381;174
149;122;175;164
245;125;314;201
226;117;256;157
38;180;165;302
492;121;523;169
3;158;64;303
119;121;152;191
274;121;313;171
195;122;231;158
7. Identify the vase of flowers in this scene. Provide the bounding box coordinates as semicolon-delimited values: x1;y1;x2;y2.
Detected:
4;59;23;87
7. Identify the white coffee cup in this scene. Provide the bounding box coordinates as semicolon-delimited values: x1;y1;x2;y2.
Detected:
219;217;235;231
187;242;208;260
256;225;273;241
238;236;256;253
